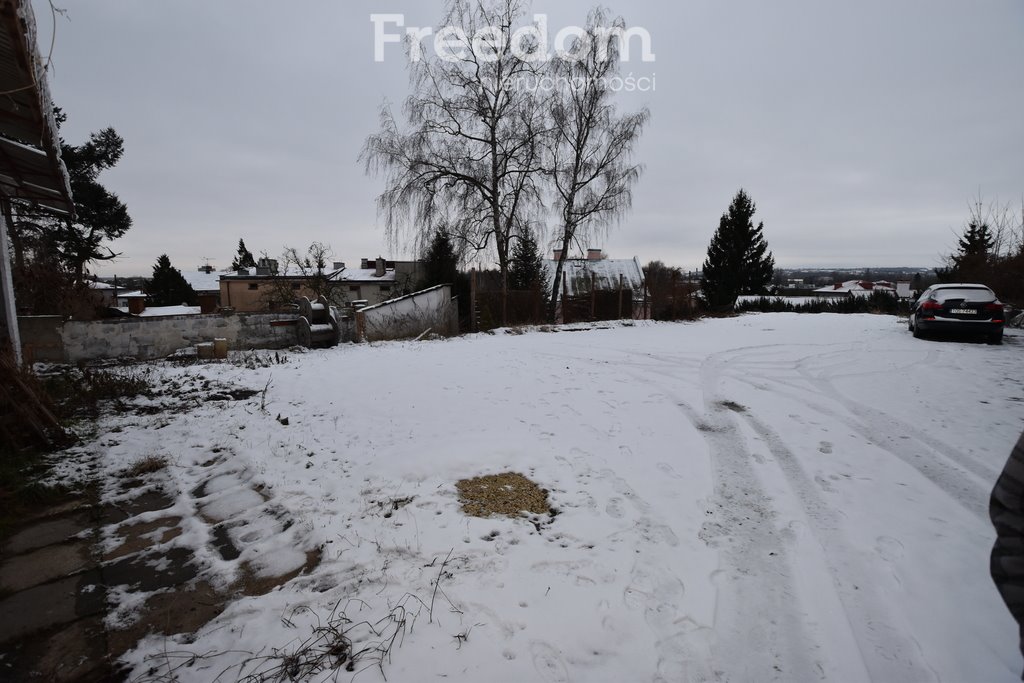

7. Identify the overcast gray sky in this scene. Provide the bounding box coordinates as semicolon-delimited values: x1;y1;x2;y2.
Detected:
37;0;1024;277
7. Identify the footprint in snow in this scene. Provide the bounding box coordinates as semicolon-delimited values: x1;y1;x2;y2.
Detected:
605;497;625;519
637;517;679;547
876;535;905;562
529;641;570;683
624;563;686;631
601;470;652;513
656;462;682;479
818;441;834;454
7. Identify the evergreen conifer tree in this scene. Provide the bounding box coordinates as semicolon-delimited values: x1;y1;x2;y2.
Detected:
957;221;994;258
701;189;775;311
509;232;548;292
419;230;459;289
230;239;257;271
147;255;198;307
950;220;994;281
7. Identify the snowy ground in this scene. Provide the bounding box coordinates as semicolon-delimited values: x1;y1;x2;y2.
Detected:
64;313;1024;682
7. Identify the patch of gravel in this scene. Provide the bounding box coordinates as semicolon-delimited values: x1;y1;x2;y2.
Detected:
456;472;551;518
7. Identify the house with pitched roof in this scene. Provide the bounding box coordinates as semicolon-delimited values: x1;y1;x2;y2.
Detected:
545;249;646;322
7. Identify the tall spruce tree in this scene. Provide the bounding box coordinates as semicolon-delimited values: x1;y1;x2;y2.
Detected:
701;189;775;311
418;229;459;289
952;220;994;280
230;239;257;271
147;255;197;307
509;232;548;292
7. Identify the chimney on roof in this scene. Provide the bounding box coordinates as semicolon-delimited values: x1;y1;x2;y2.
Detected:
553;249;563;261
256;257;278;276
375;257;386;277
361;258;369;269
587;248;604;261
127;297;146;315
333;262;345;271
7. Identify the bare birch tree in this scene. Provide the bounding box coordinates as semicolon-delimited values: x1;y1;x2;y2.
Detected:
545;8;649;322
361;0;547;325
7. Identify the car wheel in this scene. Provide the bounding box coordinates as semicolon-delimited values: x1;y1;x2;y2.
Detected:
912;316;923;338
988;331;1004;345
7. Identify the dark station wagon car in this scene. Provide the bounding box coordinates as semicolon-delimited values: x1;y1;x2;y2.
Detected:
909;283;1005;344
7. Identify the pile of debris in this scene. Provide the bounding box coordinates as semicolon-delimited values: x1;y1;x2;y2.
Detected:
0;352;69;453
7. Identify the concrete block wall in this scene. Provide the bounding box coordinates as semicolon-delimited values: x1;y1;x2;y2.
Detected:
356;285;457;342
18;315;64;363
20;312;297;363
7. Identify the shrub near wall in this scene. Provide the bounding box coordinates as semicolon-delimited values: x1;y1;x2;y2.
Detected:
735;292;902;315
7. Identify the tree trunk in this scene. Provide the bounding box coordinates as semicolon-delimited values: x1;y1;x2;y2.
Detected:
547;232;573;323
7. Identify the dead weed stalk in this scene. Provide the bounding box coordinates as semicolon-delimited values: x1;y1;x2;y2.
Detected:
136;595;423;683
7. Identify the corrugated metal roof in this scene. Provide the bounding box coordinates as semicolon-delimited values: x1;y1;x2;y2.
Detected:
0;0;73;214
545;257;646;299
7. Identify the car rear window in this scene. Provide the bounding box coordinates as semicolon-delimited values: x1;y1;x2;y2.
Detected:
932;287;995;302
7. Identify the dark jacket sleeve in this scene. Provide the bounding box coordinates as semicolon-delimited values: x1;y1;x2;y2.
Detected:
991;431;1024;654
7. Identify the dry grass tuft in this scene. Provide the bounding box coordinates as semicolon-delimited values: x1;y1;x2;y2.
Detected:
124;456;168;478
456;472;551;518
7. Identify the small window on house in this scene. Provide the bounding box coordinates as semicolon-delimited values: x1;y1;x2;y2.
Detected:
247;283;259;291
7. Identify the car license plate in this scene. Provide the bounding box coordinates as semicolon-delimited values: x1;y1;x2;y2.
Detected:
950;308;976;315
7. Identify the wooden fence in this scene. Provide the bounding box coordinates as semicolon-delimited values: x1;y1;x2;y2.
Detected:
468;270;642;330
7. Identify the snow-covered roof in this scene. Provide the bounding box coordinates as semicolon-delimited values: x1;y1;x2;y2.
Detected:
139;305;202;317
223;265;341;279
88;280;115;290
182;269;222;293
545;257;645;298
116;290;147;299
330;267;396;284
221;264;398;284
813;280;897;297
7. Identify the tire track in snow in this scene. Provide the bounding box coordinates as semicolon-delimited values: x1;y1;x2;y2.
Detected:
618;346;822;680
687;350;826;681
696;344;991;520
732;409;934;682
626;341;932;681
799;375;993;519
695;343;943;680
721;347;993;520
796;345;1002;486
596;340;961;679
